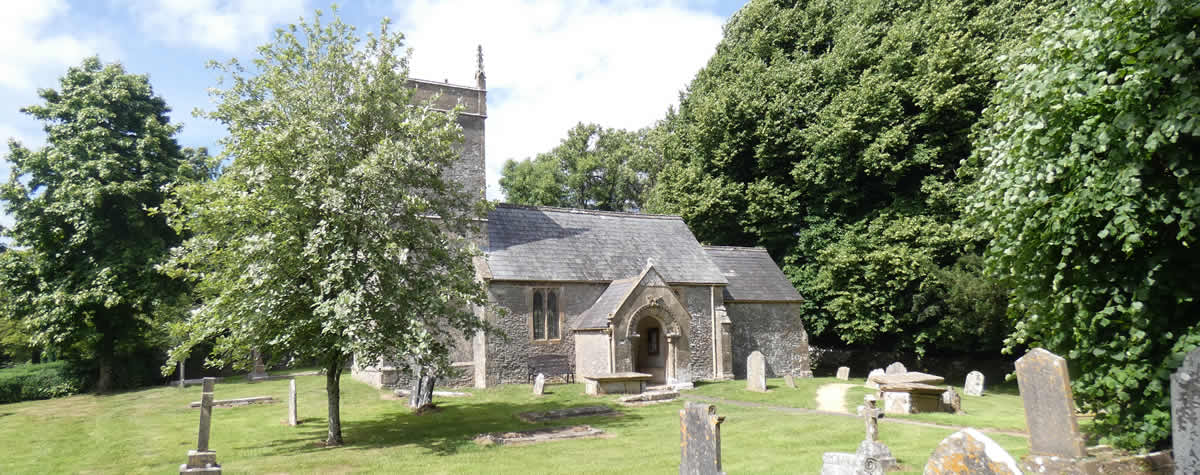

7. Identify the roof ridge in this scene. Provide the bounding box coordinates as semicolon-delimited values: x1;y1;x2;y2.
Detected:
495;202;684;220
703;245;769;251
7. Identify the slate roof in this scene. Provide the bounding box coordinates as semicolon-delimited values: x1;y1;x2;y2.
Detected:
485;204;728;285
703;246;804;302
573;277;637;330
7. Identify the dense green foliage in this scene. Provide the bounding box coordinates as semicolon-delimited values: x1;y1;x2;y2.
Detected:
162;13;489;445
500;123;662;211
0;58;198;392
647;0;1058;353
971;0;1200;449
0;361;81;403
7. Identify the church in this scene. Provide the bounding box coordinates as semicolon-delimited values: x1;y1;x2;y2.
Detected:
352;50;812;390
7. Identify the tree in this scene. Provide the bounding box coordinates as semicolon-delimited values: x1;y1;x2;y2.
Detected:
970;0;1200;449
162;12;489;445
646;0;1061;354
500;123;659;211
0;58;194;391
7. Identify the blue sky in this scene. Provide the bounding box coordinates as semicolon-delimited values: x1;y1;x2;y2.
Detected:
0;0;746;230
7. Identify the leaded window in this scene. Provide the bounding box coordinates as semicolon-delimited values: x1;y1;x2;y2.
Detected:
531;288;561;341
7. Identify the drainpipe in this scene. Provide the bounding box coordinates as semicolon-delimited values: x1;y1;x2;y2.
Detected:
711;286;719;378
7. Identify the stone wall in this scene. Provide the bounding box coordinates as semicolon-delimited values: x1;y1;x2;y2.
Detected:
484;281;608;386
407;78;486;202
728;302;810;379
678;285;715;381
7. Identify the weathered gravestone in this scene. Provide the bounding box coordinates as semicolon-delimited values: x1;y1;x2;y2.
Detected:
821;395;895;475
747;351;766;392
180;377;221;474
923;428;1021;475
288;379;298;426
836;366;850;380
1173;346;1200;475
679;402;725;475
248;349;267;381
784;373;796;389
1015;348;1087;460
865;368;885;389
886;362;907;375
964;370;985;397
941;387;962;414
533;373;546;396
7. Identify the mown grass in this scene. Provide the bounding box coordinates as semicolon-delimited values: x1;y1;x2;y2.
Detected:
0;373;1030;474
842;379;1028;432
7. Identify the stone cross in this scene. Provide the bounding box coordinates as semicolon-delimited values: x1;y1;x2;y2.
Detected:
862;395;882;442
1015;348;1086;458
288;379;298;426
679;402;725;475
964;370;985;397
836;366;849;380
1173;346;1200;474
746;351;766;392
197;377;215;451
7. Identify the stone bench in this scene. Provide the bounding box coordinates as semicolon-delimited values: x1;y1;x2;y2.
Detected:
583;372;653;395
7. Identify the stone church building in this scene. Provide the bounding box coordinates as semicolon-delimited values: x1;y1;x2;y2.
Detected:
353;50;811;389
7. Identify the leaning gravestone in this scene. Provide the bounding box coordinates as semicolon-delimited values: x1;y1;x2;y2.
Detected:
679;402;726;475
784;374;796;389
747;351;766;392
533;373;546;396
1015;348;1086;459
865;368;885;389
886;362;907;375
964;370;985;397
288;379;298;426
1173;346;1200;475
923;428;1021;475
180;377;221;474
836;366;850;380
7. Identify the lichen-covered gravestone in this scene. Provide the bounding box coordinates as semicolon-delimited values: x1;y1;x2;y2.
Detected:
679;402;725;475
533;373;546;396
746;351;766;392
886;362;906;375
1015;348;1087;472
865;368;885;389
836;366;849;380
1173;346;1200;475
923;428;1021;475
964;370;985;397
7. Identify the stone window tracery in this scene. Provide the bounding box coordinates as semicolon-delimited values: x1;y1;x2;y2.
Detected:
531;288;561;341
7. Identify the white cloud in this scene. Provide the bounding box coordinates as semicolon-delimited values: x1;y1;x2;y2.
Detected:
0;0;111;90
126;0;310;52
393;0;725;200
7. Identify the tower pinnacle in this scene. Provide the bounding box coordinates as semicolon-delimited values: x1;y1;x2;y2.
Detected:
474;45;486;89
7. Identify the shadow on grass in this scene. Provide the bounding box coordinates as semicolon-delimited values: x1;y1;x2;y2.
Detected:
241;397;645;458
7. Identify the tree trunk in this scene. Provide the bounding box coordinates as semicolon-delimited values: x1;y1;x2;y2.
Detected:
96;334;115;393
324;354;345;446
409;364;436;411
31;347;41;364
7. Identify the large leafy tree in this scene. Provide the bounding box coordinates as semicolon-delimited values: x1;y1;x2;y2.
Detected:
648;0;1058;353
162;12;489;445
971;0;1199;449
500;123;660;211
0;58;195;391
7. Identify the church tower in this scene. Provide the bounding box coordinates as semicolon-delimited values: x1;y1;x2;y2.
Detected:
406;46;487;201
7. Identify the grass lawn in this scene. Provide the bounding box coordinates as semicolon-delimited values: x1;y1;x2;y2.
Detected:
842;380;1028;432
0;374;1030;474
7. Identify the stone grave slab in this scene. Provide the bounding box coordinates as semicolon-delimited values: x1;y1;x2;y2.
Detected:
584;372;652;395
880;383;950;414
679;402;725;475
886;362;907;374
871;371;945;386
865;369;885;389
964;370;985;397
1015;348;1086;459
923;428;1021;475
1174;346;1200;475
517;405;618;423
618;390;679;405
473;425;607;446
836;366;849;380
747;351;767;392
189;396;274;408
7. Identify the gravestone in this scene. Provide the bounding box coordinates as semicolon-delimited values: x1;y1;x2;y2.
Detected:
679;402;725;475
836;366;850;380
941;387;962;414
885;362;907;375
746;351;766;392
1015;348;1086;458
533;373;546;396
180;377;221;474
865;368;885;389
288;379;298;426
248;349;267;381
822;395;895;475
1173;346;1200;475
964;370;985;397
784;374;796;389
923;428;1021;475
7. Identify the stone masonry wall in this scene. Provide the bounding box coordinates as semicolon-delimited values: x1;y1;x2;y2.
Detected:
485;281;608;386
729;302;810;379
678;285;715;381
